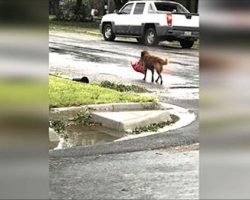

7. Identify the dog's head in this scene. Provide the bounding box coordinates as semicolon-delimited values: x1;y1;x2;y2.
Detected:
140;50;149;60
138;51;150;66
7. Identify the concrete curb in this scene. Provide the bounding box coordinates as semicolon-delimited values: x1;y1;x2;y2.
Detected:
49;102;197;157
91;110;171;132
116;103;196;141
50;102;172;134
49;102;160;120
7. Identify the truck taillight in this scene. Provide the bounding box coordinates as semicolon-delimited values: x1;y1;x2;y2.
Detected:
167;13;172;26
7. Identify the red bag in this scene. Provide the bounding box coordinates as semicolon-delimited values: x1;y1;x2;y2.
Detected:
131;60;171;74
131;61;144;74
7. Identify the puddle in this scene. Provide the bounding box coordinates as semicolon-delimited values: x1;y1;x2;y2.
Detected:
49;45;131;67
49;124;122;150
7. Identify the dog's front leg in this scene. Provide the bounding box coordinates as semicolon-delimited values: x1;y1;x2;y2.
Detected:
143;68;147;81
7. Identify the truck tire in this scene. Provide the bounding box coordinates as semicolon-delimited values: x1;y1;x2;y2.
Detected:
180;40;194;49
144;28;158;46
103;24;116;41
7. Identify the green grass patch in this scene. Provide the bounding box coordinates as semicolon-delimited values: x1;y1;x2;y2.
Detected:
100;81;148;93
194;40;200;48
49;76;157;108
49;16;101;36
132;114;179;134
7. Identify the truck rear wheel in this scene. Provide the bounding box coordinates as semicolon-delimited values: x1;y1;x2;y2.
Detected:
180;40;194;49
144;28;158;46
103;24;116;41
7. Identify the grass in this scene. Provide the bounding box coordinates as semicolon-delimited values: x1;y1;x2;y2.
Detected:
49;15;101;36
49;76;157;108
194;40;200;48
132;114;180;134
100;81;149;93
49;110;96;136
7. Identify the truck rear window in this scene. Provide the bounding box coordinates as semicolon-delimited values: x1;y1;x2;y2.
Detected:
154;2;189;13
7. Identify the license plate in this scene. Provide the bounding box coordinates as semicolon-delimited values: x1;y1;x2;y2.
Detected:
184;31;192;36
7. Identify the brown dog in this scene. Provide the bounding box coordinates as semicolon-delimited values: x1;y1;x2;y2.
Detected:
139;51;168;85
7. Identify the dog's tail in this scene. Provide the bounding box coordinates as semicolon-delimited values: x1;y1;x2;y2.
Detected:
164;58;169;65
160;58;169;66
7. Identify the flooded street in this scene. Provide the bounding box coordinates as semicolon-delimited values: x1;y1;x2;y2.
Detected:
49;33;199;100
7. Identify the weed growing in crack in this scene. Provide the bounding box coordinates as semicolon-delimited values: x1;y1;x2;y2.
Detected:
100;81;148;93
49;110;96;137
132;114;180;134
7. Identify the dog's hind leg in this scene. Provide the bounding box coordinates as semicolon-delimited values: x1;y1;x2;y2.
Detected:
155;68;160;83
160;74;163;85
155;70;163;85
151;69;154;83
143;68;147;81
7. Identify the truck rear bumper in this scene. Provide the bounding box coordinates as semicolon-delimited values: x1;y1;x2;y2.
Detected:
156;26;199;41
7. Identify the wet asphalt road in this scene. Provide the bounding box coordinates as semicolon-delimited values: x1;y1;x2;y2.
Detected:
49;33;199;99
50;149;198;199
49;33;199;199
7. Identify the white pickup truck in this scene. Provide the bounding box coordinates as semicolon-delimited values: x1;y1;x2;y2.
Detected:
100;0;199;48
